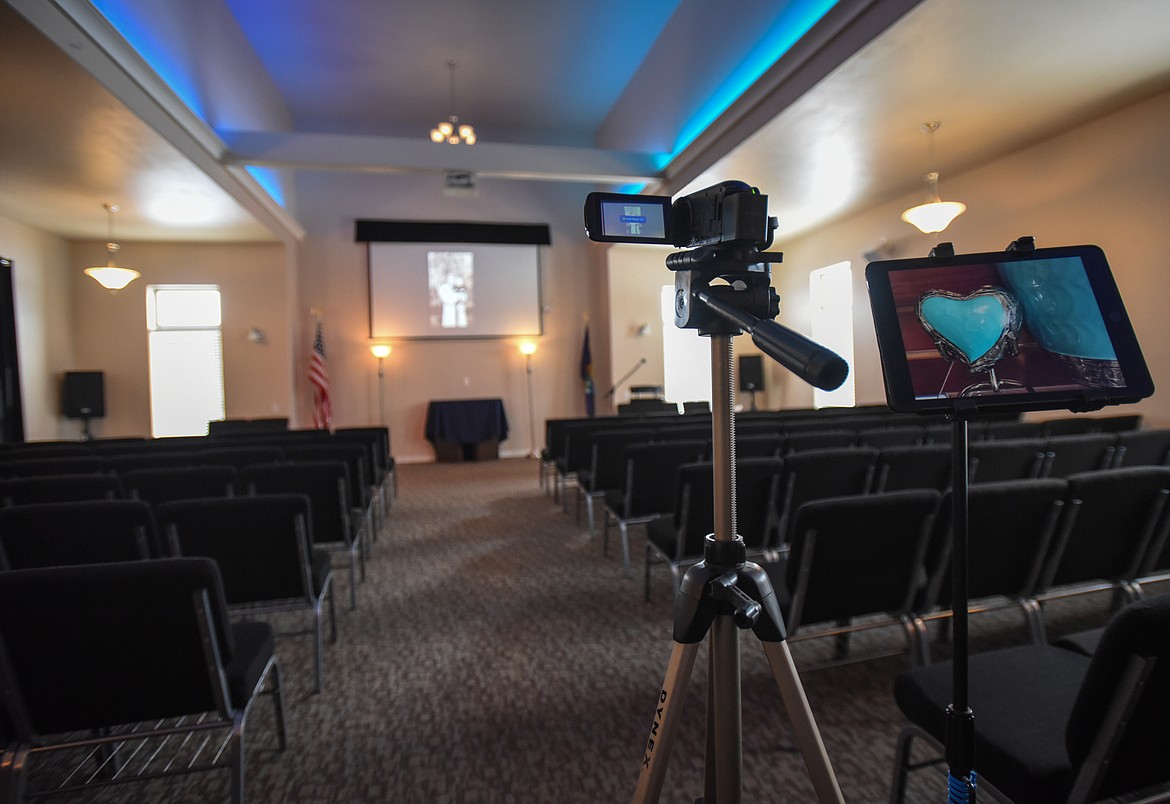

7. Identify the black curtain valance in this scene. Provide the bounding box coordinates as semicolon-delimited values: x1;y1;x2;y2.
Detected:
355;220;551;245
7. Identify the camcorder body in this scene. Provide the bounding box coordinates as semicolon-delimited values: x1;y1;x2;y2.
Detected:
584;180;773;249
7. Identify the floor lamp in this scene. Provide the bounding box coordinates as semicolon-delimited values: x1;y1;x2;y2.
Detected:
370;343;392;426
518;341;538;458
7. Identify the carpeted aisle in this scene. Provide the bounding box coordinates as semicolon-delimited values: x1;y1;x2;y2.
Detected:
64;457;1119;803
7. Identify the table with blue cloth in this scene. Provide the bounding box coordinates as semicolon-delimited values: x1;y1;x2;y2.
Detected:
425;398;509;461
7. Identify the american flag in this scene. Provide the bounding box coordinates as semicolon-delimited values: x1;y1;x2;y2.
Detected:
309;318;332;430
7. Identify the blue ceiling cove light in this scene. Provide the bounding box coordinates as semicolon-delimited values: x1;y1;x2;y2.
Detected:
663;0;840;166
245;167;286;207
88;0;206;122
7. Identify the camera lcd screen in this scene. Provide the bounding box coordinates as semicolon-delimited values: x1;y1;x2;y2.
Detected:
584;192;674;244
865;244;1153;415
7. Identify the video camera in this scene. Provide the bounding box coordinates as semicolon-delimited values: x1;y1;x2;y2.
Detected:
582;180;848;392
584;180;775;249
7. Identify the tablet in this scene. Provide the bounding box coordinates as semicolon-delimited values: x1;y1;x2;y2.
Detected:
865;243;1153;415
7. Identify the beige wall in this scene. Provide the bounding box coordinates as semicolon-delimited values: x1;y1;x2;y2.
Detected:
0;216;74;440
292;171;609;463
66;240;290;439
607;89;1170;427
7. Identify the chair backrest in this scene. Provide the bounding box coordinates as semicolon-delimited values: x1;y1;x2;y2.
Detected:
238;461;351;547
105;451;199;473
334;426;393;478
0;499;156;569
283;444;370;510
670;458;783;558
981;420;1045;440
1;456;109;478
855;425;925;449
968;438;1046;483
157;494;315;606
775;447;879;547
0;473;121;506
874;443;952;492
197;445;286;468
736;433;784;459
0;557;238;737
1114;429;1170;467
120;464;238;505
1064;592;1170;799
2;443;95;460
1041;433;1118;478
785;489;941;632
922;479;1068;611
783;429;858;453
616;440;708;519
585;428;653;492
1044;466;1170;590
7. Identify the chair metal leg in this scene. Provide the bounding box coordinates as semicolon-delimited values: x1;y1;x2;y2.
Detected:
888;726;915;804
230;714;245;804
0;745;29;804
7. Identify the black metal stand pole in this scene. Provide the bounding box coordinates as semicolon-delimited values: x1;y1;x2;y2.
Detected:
946;415;977;802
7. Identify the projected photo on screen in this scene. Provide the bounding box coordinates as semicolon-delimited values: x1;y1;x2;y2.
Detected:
428;252;473;329
368;241;542;339
866;244;1152;415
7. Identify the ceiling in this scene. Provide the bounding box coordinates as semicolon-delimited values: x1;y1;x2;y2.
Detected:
2;0;1170;245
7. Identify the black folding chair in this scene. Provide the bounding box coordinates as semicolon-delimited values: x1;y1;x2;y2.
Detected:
157;494;337;693
762;489;941;666
0;558;288;804
601;439;708;577
915;479;1068;653
239;461;361;610
891;592;1170;803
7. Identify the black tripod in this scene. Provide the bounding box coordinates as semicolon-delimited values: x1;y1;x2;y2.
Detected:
633;247;849;804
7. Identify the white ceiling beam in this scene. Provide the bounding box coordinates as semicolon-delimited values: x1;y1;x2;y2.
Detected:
221;130;662;185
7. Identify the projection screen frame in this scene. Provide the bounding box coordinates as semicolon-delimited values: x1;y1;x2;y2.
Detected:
357;219;550;341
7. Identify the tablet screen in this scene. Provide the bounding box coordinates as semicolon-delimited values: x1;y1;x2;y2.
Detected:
865;244;1153;414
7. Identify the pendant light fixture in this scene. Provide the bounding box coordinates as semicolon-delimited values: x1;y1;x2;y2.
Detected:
901;121;967;234
84;203;141;290
430;60;476;145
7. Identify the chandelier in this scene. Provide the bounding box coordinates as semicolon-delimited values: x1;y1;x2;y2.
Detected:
430;60;476;145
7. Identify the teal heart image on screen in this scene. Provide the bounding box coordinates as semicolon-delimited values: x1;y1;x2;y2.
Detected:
917;287;1022;373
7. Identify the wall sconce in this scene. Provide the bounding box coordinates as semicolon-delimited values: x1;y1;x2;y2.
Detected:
370;344;392;425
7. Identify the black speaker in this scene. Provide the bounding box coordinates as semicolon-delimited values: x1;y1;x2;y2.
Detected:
739;355;765;392
62;371;105;419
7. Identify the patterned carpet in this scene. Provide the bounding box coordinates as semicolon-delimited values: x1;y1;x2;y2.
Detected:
44;458;1121;803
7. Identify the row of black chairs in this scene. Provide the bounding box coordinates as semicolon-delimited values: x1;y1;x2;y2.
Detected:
540;410;1143;496
585;430;1170;581
0;460;371;613
643;467;1170;674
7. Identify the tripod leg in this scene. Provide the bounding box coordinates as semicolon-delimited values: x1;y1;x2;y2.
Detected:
632;641;701;804
761;641;845;803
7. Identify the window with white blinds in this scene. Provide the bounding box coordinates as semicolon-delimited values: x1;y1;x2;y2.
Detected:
146;285;225;438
